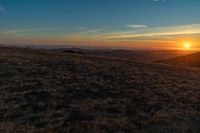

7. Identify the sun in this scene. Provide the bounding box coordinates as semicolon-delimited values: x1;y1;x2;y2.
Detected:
184;42;191;49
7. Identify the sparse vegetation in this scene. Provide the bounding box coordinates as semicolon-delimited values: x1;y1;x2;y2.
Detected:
0;47;200;132
158;52;200;68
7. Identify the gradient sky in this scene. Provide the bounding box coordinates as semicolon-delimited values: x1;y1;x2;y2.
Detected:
0;0;200;49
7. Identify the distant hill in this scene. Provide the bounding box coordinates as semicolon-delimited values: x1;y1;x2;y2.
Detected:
157;52;200;68
60;48;194;62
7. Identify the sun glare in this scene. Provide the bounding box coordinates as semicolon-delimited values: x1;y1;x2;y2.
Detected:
184;42;191;49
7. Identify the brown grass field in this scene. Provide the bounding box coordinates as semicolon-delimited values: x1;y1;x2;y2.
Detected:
0;47;200;133
158;52;200;68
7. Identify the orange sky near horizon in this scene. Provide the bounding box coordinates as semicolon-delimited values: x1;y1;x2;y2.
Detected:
1;23;200;50
1;0;200;50
1;34;199;50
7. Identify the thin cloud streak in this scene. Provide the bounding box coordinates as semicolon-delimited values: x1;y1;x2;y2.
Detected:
2;27;104;38
60;28;105;40
99;24;200;39
3;24;200;41
126;24;147;28
1;24;200;48
3;28;64;35
151;0;167;2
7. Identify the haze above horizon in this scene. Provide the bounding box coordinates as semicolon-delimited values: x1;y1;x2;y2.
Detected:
0;0;200;50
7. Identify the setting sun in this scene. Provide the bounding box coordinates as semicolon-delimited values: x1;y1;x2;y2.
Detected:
184;42;191;49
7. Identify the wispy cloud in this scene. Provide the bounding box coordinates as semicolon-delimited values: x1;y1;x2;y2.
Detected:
98;24;200;39
151;0;167;2
2;27;66;37
2;27;104;36
1;24;200;49
62;28;105;39
126;24;147;29
3;28;62;34
0;27;106;45
78;28;104;34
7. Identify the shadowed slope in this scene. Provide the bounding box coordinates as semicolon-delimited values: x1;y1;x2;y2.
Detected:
61;48;193;62
0;47;200;132
158;52;200;68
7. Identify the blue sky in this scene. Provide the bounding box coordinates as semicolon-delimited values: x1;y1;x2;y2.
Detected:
1;0;200;49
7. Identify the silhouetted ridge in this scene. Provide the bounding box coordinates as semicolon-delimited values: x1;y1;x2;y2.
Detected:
158;52;200;67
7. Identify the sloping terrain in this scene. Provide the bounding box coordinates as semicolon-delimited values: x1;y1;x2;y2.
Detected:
158;52;200;68
62;48;193;62
0;47;200;133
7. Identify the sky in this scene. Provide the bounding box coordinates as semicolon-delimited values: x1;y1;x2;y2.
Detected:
0;0;200;50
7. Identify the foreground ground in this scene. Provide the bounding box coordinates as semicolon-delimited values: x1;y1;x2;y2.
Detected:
0;47;200;133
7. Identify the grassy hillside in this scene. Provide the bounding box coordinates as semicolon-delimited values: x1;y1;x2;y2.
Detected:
158;52;200;68
62;48;193;62
0;47;200;132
